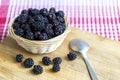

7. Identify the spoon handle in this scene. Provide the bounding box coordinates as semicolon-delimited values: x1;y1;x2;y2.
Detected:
82;55;99;80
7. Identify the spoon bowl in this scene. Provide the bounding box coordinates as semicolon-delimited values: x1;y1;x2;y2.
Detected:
69;39;90;54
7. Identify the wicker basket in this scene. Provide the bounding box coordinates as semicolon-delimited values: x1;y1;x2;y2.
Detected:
8;18;71;54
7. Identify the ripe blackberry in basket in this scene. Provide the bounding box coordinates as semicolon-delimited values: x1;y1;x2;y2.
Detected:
42;17;49;24
15;28;24;37
45;24;54;37
39;33;49;40
52;19;60;26
12;22;20;30
21;23;31;31
34;31;41;40
52;64;60;72
32;65;43;74
33;15;44;21
29;8;40;16
15;14;28;24
53;24;66;36
28;8;33;14
40;8;49;16
49;7;56;13
45;23;53;29
24;31;34;40
21;10;28;15
16;54;23;62
42;56;51;65
57;16;65;23
28;16;35;25
60;23;66;30
53;57;62;65
23;58;34;68
54;30;62;36
31;21;45;31
67;52;77;60
48;13;56;21
56;11;64;17
48;35;52;39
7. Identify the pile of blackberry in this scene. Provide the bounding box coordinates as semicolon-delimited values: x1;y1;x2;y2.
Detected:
42;56;62;72
52;57;62;72
15;52;78;74
12;8;66;40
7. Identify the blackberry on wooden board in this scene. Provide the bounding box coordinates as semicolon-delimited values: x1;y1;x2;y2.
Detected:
67;52;77;60
52;64;60;72
23;58;34;68
53;57;62;65
16;54;23;62
42;56;51;65
32;65;43;74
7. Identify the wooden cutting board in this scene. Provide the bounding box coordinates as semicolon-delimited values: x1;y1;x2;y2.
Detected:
0;27;120;80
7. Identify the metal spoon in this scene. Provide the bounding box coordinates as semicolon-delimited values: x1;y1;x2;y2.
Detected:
69;39;99;80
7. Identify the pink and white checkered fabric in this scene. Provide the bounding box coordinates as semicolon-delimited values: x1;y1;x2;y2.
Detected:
0;0;120;42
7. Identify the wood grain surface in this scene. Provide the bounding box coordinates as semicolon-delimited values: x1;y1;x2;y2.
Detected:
0;27;120;80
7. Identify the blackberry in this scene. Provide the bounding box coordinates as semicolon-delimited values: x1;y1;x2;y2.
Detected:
12;22;20;30
53;24;65;36
60;24;66;31
45;24;54;37
56;11;64;17
67;52;77;60
39;33;49;40
52;64;60;72
49;7;56;13
57;16;65;23
47;28;54;37
16;14;28;24
53;57;62;65
34;31;41;40
23;58;34;68
48;13;56;21
16;54;23;62
24;31;34;40
29;8;40;16
15;28;24;37
28;8;33;14
47;35;52;39
54;30;62;36
32;65;43;74
33;15;44;21
21;24;31;31
40;8;49;16
28;16;35;25
42;17;49;24
46;24;53;29
21;10;28;15
42;56;51;65
31;21;44;31
52;19;60;26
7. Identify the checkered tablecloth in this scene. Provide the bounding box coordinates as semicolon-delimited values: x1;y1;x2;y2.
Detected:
0;0;120;42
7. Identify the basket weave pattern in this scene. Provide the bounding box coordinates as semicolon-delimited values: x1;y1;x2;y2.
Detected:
8;19;71;54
